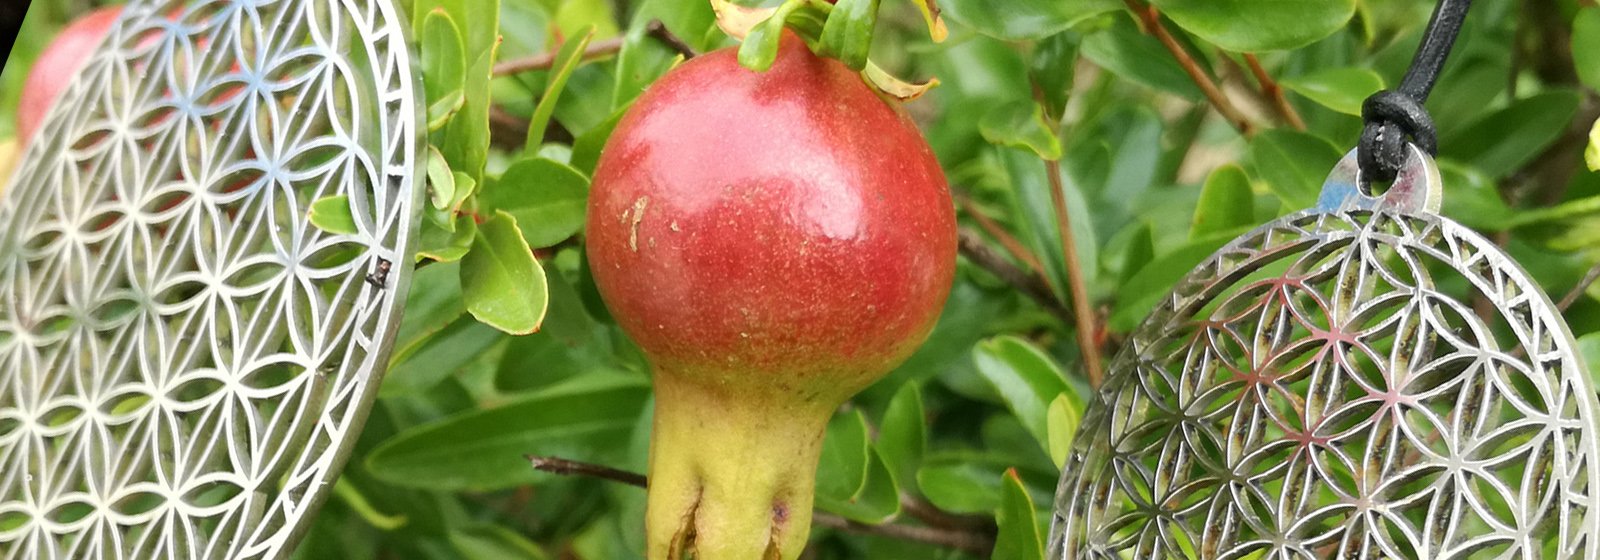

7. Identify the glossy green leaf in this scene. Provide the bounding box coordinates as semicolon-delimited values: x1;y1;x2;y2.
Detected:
1574;8;1600;92
1045;394;1080;470
366;374;650;491
572;103;628;175
308;195;358;235
427;146;456;210
1581;332;1600;387
525;27;596;156
462;211;549;335
1442;91;1581;180
480;158;590;248
421;9;467;104
1280;67;1385;116
876;382;926;489
817;410;871;501
818;446;902;524
941;0;1116;41
1248;129;1343;209
1191;164;1254;238
992;469;1045;560
417;214;478;263
1081;17;1203;100
980;102;1063;161
442;42;500;182
1150;0;1355;52
916;460;1003;514
554;0;620;39
817;0;877;71
1438;162;1512;232
738;0;812;72
973;336;1072;458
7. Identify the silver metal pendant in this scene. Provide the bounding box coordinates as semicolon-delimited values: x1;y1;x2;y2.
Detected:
1050;145;1600;559
0;0;423;557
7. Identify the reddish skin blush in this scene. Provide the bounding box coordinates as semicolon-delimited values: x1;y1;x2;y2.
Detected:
18;6;123;145
587;32;955;560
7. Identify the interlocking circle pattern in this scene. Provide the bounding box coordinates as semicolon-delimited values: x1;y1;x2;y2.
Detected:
0;0;421;557
1051;209;1600;559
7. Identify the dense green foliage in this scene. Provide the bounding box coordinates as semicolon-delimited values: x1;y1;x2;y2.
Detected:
4;0;1600;558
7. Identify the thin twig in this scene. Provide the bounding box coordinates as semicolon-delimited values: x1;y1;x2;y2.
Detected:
956;193;1048;279
1044;157;1105;387
1242;54;1306;131
493;20;696;77
1120;0;1256;135
1559;261;1600;311
526;455;995;555
494;38;624;76
527;455;648;486
899;494;997;533
646;20;698;60
959;229;1074;325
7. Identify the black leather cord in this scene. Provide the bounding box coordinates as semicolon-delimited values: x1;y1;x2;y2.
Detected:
1359;0;1472;183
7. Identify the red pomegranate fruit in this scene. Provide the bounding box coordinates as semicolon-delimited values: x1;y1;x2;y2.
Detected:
17;6;122;146
587;32;956;560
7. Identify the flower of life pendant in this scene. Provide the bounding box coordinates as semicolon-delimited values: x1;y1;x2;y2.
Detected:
1049;144;1600;559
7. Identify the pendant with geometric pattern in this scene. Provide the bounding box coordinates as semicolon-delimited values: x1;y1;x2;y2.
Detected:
1049;145;1600;559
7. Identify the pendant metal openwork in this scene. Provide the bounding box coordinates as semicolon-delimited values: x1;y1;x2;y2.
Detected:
1050;145;1600;559
0;0;422;557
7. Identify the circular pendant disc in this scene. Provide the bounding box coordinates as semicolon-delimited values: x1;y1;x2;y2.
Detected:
0;0;422;557
1051;149;1600;558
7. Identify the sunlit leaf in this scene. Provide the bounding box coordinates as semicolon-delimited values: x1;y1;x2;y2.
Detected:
462;211;549;335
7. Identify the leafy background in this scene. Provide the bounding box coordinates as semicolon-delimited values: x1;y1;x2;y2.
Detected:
2;0;1600;558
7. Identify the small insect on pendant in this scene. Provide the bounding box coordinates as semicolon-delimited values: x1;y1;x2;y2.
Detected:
1049;145;1600;559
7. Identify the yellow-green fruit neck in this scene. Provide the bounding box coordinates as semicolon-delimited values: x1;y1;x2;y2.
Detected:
645;373;838;560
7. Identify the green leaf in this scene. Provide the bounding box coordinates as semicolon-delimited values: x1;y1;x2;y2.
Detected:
381;318;506;397
421;9;467;105
1191;164;1254;238
738;0;810;72
451;525;554;560
451;171;477;213
390;260;467;364
916;460;1003;514
572;103;628;175
309;195;359;235
525;27;596;156
1030;32;1078;120
442;42;500;182
366;374;650;491
1110;227;1250;331
1442;91;1581;180
818;445;902;524
480;158;590;248
427;146;456;210
876;382;926;489
1248;129;1342;209
941;0;1117;41
427;89;466;132
417;214;478;263
1438;162;1513;232
1588;117;1600;173
817;0;879;71
817;410;871;502
973;336;1072;458
1081;17;1203;100
554;0;620;39
1046;394;1080;469
980;102;1063;161
1280;67;1385;116
992;469;1045;560
462;211;549;335
1574;8;1600;92
1150;0;1355;52
1580;332;1600;387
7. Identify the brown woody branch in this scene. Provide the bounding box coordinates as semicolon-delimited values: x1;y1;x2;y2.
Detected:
525;455;995;556
493;20;695;77
1120;0;1256;136
1559;262;1600;311
1242;54;1306;131
958;229;1074;326
1043;158;1106;387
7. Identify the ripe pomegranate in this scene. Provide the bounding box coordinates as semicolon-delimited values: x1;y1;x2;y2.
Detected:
17;6;122;146
587;32;956;560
